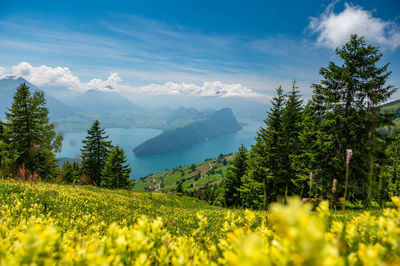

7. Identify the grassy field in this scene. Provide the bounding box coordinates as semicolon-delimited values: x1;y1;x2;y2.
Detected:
133;154;234;192
0;180;251;239
2;180;400;265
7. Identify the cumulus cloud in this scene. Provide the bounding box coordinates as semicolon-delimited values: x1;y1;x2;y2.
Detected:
118;81;262;99
309;2;400;50
2;62;265;99
11;62;82;89
6;62;120;92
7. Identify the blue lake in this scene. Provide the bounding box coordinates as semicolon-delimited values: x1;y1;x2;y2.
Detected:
57;119;263;179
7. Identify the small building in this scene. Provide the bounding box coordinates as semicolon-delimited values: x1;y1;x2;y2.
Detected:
144;186;155;191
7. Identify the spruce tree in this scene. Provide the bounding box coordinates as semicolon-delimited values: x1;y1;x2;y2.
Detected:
281;81;303;199
100;146;132;189
241;86;286;208
81;120;112;186
224;144;248;207
294;103;325;198
310;35;396;205
59;161;81;184
2;83;62;180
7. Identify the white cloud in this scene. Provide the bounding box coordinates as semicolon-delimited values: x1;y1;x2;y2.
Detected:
0;67;5;79
87;73;122;91
2;62;266;100
118;81;263;99
309;2;400;50
6;62;120;92
10;62;82;90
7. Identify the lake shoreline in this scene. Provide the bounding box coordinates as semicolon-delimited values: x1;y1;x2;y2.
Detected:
57;119;262;179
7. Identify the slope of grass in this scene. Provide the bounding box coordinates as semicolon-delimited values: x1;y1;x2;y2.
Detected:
133;154;234;192
0;180;245;238
2;179;399;265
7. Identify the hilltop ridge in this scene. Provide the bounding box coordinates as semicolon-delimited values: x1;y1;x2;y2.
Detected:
133;108;242;156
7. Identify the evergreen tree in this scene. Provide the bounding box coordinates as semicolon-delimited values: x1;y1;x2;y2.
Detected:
241;86;286;208
281;81;303;199
294;103;326;198
59;161;81;184
239;173;264;209
384;129;400;198
310;35;396;205
224;144;248;207
213;184;226;207
1;83;62;180
176;182;183;193
81;120;112;186
100;146;132;189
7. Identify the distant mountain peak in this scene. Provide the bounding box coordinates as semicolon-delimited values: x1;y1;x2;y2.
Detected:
65;87;138;112
0;76;79;120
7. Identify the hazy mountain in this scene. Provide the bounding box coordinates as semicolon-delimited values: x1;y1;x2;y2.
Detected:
166;107;206;129
120;93;268;122
133;108;242;156
0;76;80;120
65;89;139;112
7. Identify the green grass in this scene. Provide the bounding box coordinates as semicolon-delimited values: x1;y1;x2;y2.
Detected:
133;154;234;193
0;180;255;239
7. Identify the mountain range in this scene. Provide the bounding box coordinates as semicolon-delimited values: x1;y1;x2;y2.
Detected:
0;76;79;120
63;89;140;113
0;77;254;135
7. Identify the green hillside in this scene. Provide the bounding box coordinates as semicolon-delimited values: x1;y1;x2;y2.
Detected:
381;99;400;130
0;180;249;238
381;99;400;111
133;153;235;192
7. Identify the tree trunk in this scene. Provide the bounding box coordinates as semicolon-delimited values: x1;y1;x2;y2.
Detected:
263;178;267;210
378;164;384;208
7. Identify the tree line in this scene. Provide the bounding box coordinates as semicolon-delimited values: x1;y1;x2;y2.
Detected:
0;84;132;189
197;35;398;209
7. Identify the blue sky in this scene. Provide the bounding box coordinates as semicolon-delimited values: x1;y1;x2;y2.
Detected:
0;0;399;100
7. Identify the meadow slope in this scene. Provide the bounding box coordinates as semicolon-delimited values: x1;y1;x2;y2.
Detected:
1;180;400;265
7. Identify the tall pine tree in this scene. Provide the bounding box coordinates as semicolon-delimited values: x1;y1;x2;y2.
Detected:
81;120;112;186
241;86;286;208
1;83;62;180
309;35;396;205
281;81;303;199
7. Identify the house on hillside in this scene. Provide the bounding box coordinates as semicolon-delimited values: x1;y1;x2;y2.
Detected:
144;186;155;191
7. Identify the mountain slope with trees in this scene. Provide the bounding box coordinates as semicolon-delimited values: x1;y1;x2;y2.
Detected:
133;108;242;156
